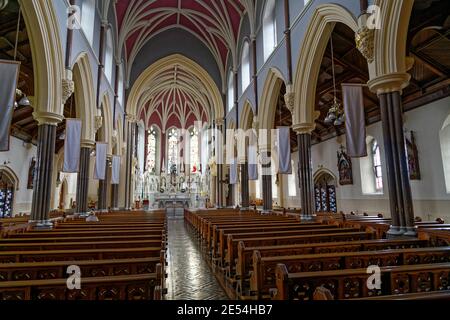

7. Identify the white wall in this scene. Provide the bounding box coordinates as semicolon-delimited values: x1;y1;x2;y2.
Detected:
282;97;450;221
0;137;37;215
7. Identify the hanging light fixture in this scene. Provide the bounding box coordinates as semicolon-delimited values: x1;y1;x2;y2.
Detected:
324;35;345;127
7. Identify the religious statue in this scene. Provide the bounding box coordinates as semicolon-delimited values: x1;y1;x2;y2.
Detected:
27;157;36;189
406;131;421;180
337;146;353;185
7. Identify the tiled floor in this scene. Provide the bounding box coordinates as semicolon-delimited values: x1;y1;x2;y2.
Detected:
165;210;229;300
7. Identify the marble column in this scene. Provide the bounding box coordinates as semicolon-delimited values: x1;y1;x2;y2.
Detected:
261;149;273;213
297;132;315;219
97;156;110;212
30;114;63;229
369;73;415;237
240;162;250;210
76;143;93;216
216;121;224;208
124;116;136;210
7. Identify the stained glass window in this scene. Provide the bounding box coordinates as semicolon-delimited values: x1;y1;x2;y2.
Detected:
168;128;179;172
147;126;157;173
0;172;14;218
190;127;200;173
372;141;383;192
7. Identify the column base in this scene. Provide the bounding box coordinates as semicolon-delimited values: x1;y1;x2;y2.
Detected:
404;226;418;237
300;214;316;221
261;210;272;215
240;207;250;212
30;220;53;230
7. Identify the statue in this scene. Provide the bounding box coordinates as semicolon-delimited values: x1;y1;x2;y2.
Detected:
337;146;353;185
406;131;421;180
27;157;36;189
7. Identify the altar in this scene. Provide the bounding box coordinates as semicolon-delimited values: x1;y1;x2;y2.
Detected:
154;193;191;209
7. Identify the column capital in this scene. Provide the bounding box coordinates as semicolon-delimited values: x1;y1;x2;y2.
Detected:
125;114;138;123
368;72;411;95
215;118;225;126
33;111;64;126
259;144;271;154
81;139;96;149
292;123;315;135
284;91;295;114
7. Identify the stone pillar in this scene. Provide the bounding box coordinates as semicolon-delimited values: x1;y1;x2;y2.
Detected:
111;183;119;210
216;120;224;208
260;149;273;213
97;156;110;212
293;124;316;220
124;115;136;210
369;73;415;237
30;114;64;229
240;161;250;210
76;142;94;216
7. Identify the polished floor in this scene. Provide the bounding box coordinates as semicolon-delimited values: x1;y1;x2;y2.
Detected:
165;209;229;300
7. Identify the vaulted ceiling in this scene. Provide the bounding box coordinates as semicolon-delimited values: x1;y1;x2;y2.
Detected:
138;65;210;132
116;0;247;79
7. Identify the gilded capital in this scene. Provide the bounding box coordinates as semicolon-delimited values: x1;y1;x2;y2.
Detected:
62;78;75;105
95;115;103;132
126;114;138;123
284;91;295;114
355;26;375;64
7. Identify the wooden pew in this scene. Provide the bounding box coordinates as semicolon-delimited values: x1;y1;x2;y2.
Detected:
250;246;450;299
0;247;165;263
0;257;162;282
217;227;360;265
224;231;371;271
235;239;429;288
0;272;162;300
273;262;450;300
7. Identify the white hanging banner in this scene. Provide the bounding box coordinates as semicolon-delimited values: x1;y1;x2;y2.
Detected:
94;142;108;180
248;145;258;180
111;155;121;185
0;60;20;152
342;84;367;157
229;158;238;185
277;127;292;174
63;119;82;173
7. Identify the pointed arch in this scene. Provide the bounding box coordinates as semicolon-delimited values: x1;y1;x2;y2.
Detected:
0;166;19;191
258;68;286;131
240;100;254;130
127;54;224;122
368;0;414;94
100;92;114;155
293;4;359;127
20;0;64;120
72;52;96;143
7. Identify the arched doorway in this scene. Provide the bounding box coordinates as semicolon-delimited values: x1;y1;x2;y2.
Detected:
0;168;17;218
314;169;337;213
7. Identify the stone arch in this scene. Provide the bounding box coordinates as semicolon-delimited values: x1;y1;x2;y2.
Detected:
19;0;65;121
368;0;415;94
240;100;254;130
72;52;96;143
0;166;19;191
258;68;286;131
293;4;359;128
127;54;224;122
313;168;338;186
99;92;114;155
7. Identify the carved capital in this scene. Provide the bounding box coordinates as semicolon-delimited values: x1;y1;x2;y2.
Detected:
62;78;75;105
284;92;295;114
111;129;118;147
215;118;225;126
355;26;375;64
94;115;103;132
126;114;138;123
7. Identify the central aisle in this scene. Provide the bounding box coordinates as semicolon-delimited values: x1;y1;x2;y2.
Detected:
165;210;229;300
